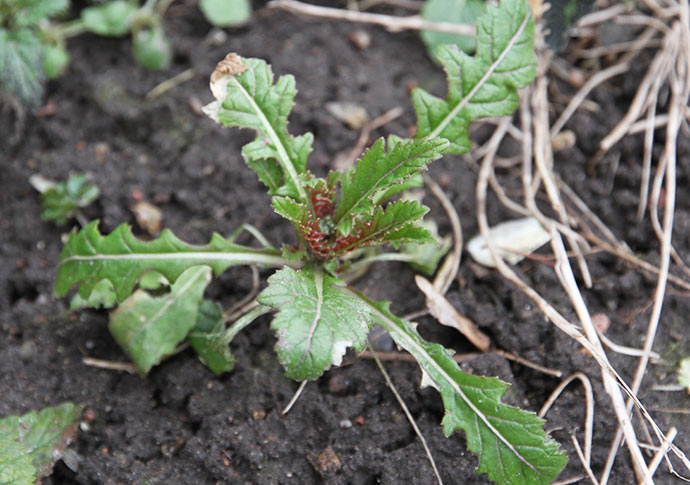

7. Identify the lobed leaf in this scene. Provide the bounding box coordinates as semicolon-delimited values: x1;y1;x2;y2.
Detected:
109;266;212;375
413;0;536;154
203;53;312;202
0;402;83;484
333;136;447;236
349;290;568;485
421;0;483;54
54;221;287;302
0;28;43;106
258;265;371;380
69;278;116;310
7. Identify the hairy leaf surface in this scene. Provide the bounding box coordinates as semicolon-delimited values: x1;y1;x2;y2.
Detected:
204;53;312;202
109;266;211;375
0;29;43;106
258;265;371;380
350;291;568;485
334;200;433;254
413;0;536;153
0;402;83;484
12;0;68;27
334;137;447;236
54;221;287;302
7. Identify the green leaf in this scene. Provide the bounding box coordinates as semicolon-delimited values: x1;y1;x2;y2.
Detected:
13;0;68;27
187;300;234;375
401;219;452;275
203;54;312;202
42;42;69;79
350;291;567;485
81;1;137;37
272;196;308;226
334;137;448;236
413;0;536;154
188;301;271;375
421;0;484;54
0;28;44;106
109;266;212;375
132;24;172;71
0;435;36;485
40;174;100;225
334;200;434;255
54;221;288;302
258;265;372;380
69;278;116;310
0;402;83;484
200;0;251;27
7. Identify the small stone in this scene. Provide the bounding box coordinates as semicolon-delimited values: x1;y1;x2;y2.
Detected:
348;30;371;50
328;374;351;396
339;419;352;429
252;409;267;420
309;447;342;476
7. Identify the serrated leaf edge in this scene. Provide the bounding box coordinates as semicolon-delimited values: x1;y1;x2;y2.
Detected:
347;288;545;477
427;10;532;139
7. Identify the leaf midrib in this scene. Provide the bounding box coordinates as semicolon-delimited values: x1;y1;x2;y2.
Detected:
353;290;541;476
427;12;531;140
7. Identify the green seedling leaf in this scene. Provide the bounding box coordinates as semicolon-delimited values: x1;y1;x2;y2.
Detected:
188;302;271;375
334;200;434;255
42;42;69;79
333;137;448;236
0;402;83;484
109;265;212;375
81;1;137;37
187;300;234;375
401;219;451;275
54;221;288;302
0;28;43;106
421;0;484;54
40;173;100;225
12;0;68;28
200;0;251;27
258;265;371;380
678;357;690;393
203;53;313;202
133;24;172;71
349;290;568;484
413;0;536;154
0;434;35;485
70;278;116;310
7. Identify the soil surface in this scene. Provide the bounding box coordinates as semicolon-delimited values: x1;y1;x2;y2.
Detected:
1;3;689;484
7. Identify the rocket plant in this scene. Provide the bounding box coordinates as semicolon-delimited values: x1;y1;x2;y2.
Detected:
53;0;568;482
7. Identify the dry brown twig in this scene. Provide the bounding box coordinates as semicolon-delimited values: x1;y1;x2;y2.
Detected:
539;372;595;467
267;0;475;35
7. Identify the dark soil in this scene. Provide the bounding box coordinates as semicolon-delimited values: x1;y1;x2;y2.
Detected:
2;4;689;484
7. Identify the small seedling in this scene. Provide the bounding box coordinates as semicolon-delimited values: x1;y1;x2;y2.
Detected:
0;0;251;106
53;0;568;482
31;173;100;226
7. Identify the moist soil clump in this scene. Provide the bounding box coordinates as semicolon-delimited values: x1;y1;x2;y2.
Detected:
2;5;689;484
